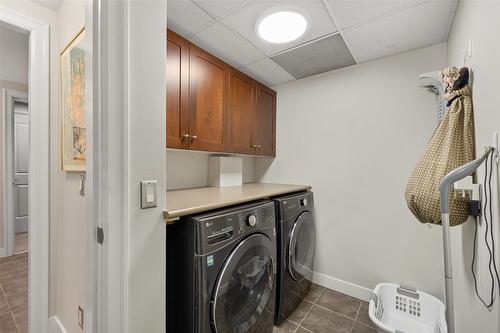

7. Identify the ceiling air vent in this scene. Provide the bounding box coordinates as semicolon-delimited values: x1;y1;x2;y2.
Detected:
271;33;355;80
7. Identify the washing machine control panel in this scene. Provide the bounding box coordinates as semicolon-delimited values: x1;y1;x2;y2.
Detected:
196;201;275;252
247;214;257;227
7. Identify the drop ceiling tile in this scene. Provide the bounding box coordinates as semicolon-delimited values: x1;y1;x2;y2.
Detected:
167;0;215;37
326;0;425;29
241;58;295;86
223;0;338;56
190;22;267;68
193;0;253;19
344;0;456;62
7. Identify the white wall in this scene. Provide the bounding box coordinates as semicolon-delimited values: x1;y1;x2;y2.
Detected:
127;0;167;332
447;1;500;332
0;25;29;251
166;150;256;190
0;25;29;84
53;1;87;332
256;43;448;300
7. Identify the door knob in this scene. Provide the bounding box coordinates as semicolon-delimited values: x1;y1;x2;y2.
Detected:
182;134;190;140
191;135;198;140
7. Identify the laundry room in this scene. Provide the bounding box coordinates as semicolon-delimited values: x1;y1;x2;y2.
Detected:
164;1;500;333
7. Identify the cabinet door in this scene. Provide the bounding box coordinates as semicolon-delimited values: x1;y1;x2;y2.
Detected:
189;45;228;152
166;30;190;149
227;69;255;155
254;84;276;156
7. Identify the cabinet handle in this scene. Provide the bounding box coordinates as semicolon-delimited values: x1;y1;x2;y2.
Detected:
191;135;198;140
182;134;190;140
252;144;262;148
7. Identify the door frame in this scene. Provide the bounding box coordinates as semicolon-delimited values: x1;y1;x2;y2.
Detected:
2;89;28;257
0;6;50;333
86;0;127;331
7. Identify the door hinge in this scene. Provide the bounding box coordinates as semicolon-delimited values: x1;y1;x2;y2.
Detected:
97;227;104;245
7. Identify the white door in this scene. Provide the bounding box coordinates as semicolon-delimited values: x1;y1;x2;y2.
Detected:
13;101;29;234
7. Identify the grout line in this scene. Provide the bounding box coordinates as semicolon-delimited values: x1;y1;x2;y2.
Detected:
354;301;362;322
314;287;326;304
355;321;377;331
296;296;317;331
291;320;299;333
0;283;11;312
311;300;361;322
11;306;27;333
350;302;362;333
298;326;314;333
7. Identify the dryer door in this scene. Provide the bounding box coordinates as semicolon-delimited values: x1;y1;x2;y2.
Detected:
288;211;316;282
212;233;275;333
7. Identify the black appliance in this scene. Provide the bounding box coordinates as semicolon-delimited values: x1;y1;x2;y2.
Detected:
167;200;277;333
273;191;316;325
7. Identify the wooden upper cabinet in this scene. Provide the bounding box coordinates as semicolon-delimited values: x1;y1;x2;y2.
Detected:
189;44;228;152
166;30;190;149
254;84;276;156
227;69;255;155
165;29;276;156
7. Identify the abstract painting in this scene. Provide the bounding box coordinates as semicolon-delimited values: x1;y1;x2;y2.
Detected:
60;27;86;172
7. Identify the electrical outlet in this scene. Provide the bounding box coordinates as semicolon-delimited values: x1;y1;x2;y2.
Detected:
78;306;84;329
453;176;481;201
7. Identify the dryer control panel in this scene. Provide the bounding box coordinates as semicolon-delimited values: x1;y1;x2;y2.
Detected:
193;201;275;255
275;191;314;222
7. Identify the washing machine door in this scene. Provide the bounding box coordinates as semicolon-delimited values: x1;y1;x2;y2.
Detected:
288;211;316;283
212;233;275;333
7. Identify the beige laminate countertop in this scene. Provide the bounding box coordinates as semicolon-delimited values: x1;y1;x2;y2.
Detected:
164;183;311;223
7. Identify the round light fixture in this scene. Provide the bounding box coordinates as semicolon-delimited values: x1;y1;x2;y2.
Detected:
256;6;309;44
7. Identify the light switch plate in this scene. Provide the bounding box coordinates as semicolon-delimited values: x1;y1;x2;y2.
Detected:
141;180;158;209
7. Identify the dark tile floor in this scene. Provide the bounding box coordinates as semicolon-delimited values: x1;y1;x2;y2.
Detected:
274;284;377;333
0;253;28;333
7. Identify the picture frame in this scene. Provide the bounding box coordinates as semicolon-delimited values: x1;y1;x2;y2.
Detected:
60;27;86;172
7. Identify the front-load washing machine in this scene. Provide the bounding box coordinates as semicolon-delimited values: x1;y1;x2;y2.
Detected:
273;191;316;325
167;200;277;333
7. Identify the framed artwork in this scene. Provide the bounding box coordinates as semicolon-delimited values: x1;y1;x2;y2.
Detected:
60;27;86;172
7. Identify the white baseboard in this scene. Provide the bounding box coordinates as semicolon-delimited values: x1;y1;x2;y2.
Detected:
49;316;67;333
313;271;373;302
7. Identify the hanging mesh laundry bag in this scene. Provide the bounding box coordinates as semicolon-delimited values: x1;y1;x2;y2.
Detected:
405;67;475;226
369;283;447;333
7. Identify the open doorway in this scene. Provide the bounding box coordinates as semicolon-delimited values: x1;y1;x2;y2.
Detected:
1;21;30;332
11;97;30;256
4;91;30;256
0;7;50;332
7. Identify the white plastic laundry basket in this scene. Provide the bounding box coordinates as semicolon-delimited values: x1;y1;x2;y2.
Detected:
368;283;447;333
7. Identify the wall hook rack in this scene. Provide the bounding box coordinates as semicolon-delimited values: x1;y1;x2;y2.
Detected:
418;71;446;122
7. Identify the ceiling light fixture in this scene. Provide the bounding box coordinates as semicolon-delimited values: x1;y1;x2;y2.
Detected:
256;6;309;44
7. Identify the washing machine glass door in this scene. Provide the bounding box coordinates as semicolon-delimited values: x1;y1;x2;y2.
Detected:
288;211;316;282
212;234;275;333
